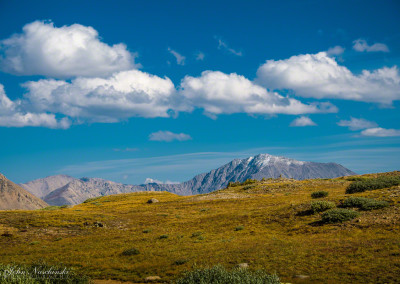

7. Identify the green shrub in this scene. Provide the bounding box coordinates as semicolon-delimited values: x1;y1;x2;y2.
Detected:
342;197;389;211
347;176;367;181
242;185;255;190
83;196;102;203
175;259;189;265
0;262;90;283
227;181;241;187
159;234;169;239
235;226;244;231
311;201;336;213
191;232;203;238
346;176;400;194
311;191;329;198
241;179;257;186
321;208;359;224
121;248;140;256
142;229;152;233
174;265;280;284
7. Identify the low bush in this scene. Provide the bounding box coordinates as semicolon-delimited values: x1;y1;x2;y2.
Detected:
0;262;90;283
227;181;241;187
346;176;400;194
191;232;203;238
83;196;102;203
341;197;389;211
321;208;359;224
234;225;244;231
311;191;329;198
174;265;280;284
158;234;169;239
175;259;189;265
311;201;336;213
241;179;257;186
121;248;140;256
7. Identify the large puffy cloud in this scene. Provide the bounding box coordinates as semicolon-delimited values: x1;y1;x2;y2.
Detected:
0;21;136;78
0;84;69;128
22;70;179;122
179;71;337;116
256;52;400;104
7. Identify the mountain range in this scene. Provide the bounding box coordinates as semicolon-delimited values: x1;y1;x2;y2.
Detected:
19;153;356;206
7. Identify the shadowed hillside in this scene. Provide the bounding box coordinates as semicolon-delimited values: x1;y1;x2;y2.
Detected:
0;171;399;283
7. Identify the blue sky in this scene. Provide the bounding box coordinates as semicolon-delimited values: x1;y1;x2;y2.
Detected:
0;0;399;184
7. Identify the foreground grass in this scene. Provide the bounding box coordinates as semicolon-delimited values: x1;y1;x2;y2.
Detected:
0;171;399;283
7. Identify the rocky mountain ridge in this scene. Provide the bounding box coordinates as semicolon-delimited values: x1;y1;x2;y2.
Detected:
21;153;356;206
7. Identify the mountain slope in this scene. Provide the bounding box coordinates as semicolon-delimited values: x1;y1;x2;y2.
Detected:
43;178;154;206
22;153;356;205
0;173;48;210
171;154;356;195
20;175;76;198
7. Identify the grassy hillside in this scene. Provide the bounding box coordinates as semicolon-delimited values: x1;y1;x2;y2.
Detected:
0;171;399;283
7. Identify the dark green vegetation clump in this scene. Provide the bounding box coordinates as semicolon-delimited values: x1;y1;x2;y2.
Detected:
342;197;389;211
321;208;360;223
346;176;400;194
311;191;329;198
121;248;140;256
83;197;102;203
311;201;336;213
0;262;90;283
174;265;280;284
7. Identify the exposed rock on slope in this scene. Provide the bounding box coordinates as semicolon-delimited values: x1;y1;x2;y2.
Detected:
0;173;48;210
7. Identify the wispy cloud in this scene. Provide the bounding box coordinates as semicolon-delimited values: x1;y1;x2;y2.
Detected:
216;38;242;56
326;45;345;56
361;128;400;137
196;51;205;61
352;39;389;52
113;147;139;152
149;130;192;142
168;47;186;65
337;117;378;131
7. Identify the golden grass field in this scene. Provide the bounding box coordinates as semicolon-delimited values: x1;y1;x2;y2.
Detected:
1;172;400;283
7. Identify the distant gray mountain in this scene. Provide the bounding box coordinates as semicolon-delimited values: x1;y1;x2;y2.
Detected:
22;154;356;205
20;175;75;198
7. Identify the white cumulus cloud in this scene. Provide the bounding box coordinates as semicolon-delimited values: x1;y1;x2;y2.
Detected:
337;117;378;130
0;20;136;78
290;116;316;127
352;39;389;53
361;127;400;137
0;84;69;128
149;130;192;142
22;70;180;122
256;52;400;105
180;71;337;117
